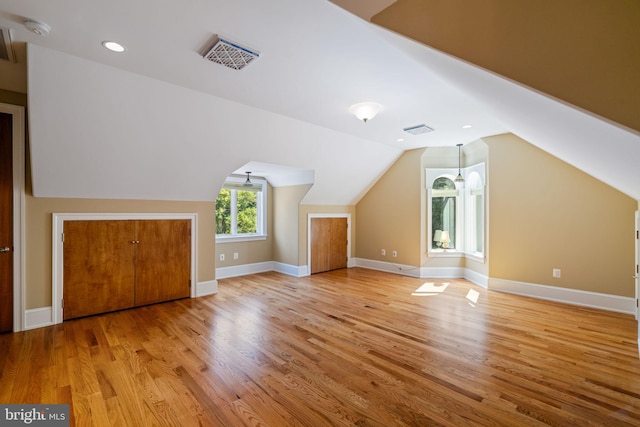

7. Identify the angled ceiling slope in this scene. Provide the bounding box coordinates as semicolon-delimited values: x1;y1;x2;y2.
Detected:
336;0;640;200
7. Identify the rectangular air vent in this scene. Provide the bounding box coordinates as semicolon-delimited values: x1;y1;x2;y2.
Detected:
403;124;435;135
203;37;259;70
0;27;16;63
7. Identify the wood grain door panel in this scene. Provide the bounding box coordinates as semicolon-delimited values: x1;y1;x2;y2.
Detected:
329;217;348;271
63;220;136;320
311;217;348;274
134;220;191;306
0;113;13;332
311;218;330;274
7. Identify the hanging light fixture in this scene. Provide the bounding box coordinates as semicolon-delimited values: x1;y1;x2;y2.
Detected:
243;171;253;187
349;102;381;123
455;143;464;183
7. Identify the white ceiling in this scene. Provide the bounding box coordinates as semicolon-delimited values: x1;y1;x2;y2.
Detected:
1;0;639;202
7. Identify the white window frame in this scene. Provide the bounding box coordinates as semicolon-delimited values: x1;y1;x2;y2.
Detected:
426;163;485;260
426;169;463;257
215;175;267;243
463;163;486;261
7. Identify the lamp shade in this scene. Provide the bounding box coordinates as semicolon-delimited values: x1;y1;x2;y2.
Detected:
433;230;442;242
440;231;450;243
349;102;381;122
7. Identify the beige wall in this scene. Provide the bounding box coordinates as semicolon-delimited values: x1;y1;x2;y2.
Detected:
356;148;423;266
486;133;636;296
299;205;356;267
25;196;216;309
372;0;640;132
273;184;312;266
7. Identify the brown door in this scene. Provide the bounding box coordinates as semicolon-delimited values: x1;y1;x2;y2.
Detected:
310;217;348;274
0;113;13;332
63;220;136;320
134;220;191;306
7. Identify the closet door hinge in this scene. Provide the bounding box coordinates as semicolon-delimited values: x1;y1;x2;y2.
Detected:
61;232;64;243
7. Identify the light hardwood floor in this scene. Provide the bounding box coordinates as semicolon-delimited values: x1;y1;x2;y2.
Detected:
1;268;639;426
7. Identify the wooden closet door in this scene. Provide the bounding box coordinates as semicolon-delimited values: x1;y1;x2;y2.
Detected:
134;220;191;306
329;217;348;271
63;220;136;320
311;217;348;274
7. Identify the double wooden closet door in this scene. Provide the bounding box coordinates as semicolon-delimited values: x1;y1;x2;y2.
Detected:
63;219;191;320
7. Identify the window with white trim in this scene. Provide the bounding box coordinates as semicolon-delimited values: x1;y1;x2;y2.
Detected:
426;163;485;258
215;176;267;242
464;170;484;256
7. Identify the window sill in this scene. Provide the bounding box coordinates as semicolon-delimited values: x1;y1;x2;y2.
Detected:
216;234;267;244
464;252;485;263
427;250;485;262
428;249;462;258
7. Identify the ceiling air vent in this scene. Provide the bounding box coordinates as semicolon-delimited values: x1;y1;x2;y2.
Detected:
0;27;16;63
203;36;259;70
403;124;435;135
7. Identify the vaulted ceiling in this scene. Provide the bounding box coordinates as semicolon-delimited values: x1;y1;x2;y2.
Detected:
1;0;638;203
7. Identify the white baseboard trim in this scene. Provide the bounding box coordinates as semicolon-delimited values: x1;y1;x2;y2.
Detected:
25;306;53;330
489;277;636;314
353;258;422;277
216;261;274;279
420;266;465;279
197;280;218;297
273;262;309;277
216;261;308;280
465;269;489;289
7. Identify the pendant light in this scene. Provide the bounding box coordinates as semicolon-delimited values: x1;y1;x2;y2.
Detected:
454;143;464;183
243;171;253;187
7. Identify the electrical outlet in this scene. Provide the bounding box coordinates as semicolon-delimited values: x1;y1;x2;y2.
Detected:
219;254;225;261
392;250;397;257
553;268;561;278
233;252;239;260
381;249;386;256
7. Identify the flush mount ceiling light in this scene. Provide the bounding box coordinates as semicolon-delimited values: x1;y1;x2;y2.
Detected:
455;143;465;183
349;102;381;123
24;20;51;36
102;41;126;53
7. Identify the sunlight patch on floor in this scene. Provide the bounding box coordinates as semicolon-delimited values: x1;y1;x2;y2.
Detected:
412;282;449;296
466;288;480;306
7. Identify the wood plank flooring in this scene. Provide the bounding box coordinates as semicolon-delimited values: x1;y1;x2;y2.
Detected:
1;268;639;426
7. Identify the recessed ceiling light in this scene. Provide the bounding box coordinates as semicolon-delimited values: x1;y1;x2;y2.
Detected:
102;41;126;53
396;138;404;142
462;124;473;129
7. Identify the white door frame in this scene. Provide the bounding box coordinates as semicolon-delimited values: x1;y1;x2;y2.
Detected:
307;213;352;273
1;103;25;332
52;213;198;325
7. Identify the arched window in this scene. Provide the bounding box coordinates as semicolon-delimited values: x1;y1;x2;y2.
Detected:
426;163;485;258
430;176;459;250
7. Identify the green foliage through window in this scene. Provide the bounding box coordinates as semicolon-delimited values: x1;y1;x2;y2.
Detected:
215;182;264;237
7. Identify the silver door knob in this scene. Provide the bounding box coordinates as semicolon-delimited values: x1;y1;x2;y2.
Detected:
0;247;10;253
